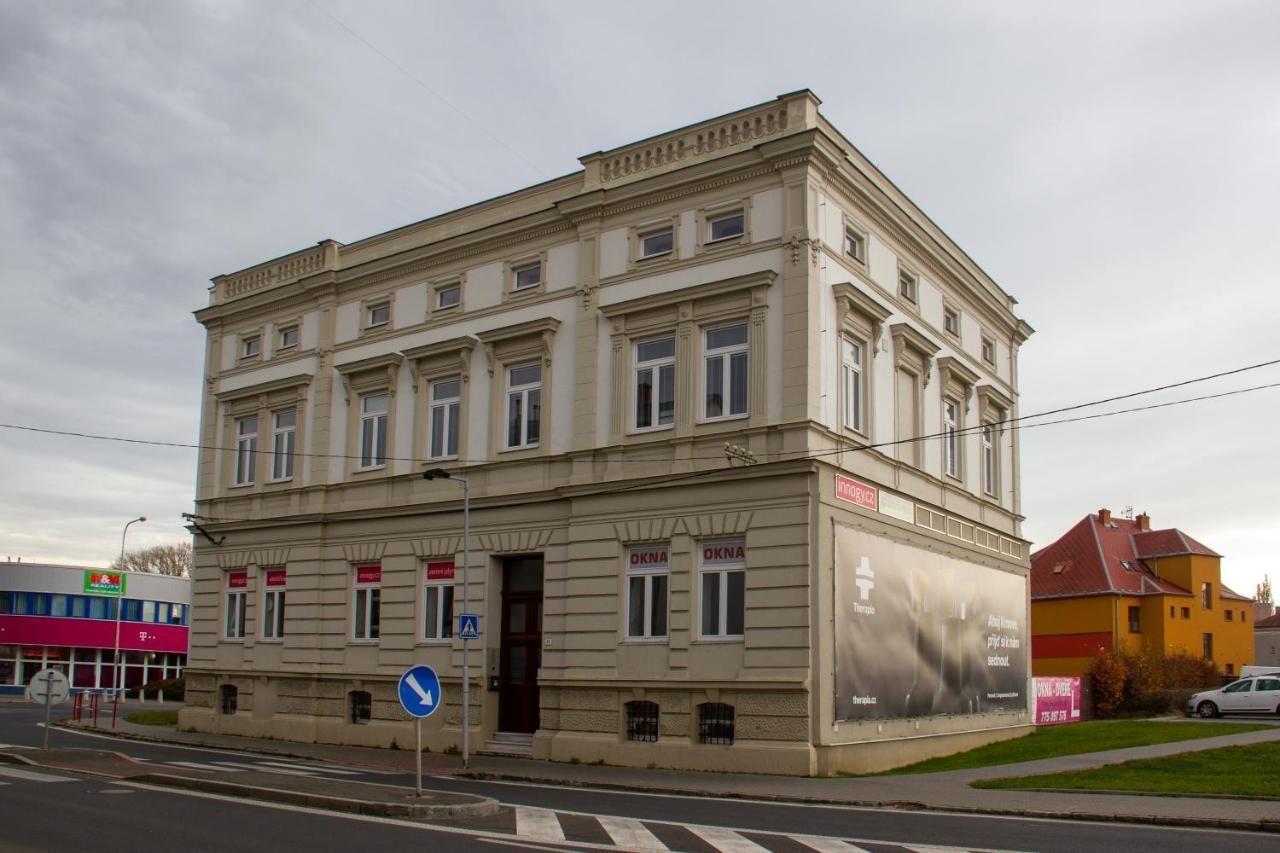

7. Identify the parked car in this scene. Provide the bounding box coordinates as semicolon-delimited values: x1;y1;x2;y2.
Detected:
1187;675;1280;717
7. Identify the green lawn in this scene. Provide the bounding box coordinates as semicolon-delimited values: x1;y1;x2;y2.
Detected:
124;710;179;726
864;720;1269;775
974;741;1280;798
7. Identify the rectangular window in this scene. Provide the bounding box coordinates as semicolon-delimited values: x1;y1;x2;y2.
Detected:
368;302;390;327
943;306;960;338
899;268;918;303
1128;606;1141;633
279;325;299;350
943;399;961;479
353;566;381;640
844;227;865;263
1225;609;1234;622
699;539;745;638
1181;606;1191;619
640;229;674;259
436;283;461;310
704;323;748;419
626;544;670;639
841;337;865;432
505;362;542;449
428;378;461;459
225;572;247;639
423;562;455;640
707;211;745;242
513;262;541;291
271;409;296;480
262;569;286;639
981;336;996;365
634;337;675;430
235;416;258;485
982;422;999;497
359;392;389;468
349;690;371;724
1201;581;1211;609
1202;632;1213;660
241;334;261;359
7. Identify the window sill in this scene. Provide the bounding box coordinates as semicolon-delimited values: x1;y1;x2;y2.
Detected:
704;233;745;247
507;285;544;299
348;639;380;646
499;443;540;454
258;638;283;644
266;477;294;485
417;638;454;646
622;636;670;644
354;465;387;474
228;482;254;490
693;635;745;644
700;412;749;425
628;424;675;436
424;455;459;464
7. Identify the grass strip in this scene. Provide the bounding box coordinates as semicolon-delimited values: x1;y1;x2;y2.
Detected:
860;720;1268;776
973;741;1280;798
124;710;179;726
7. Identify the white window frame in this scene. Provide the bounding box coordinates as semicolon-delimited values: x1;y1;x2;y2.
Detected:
981;336;996;365
982;421;999;497
512;261;542;291
943;398;961;480
435;282;462;310
505;362;542;449
367;301;391;328
278;325;299;350
224;576;247;640
841;336;865;433
702;323;749;421
698;539;746;640
270;409;296;481
706;210;746;243
943;305;960;338
352;568;381;641
625;545;670;640
423;572;455;641
428;377;461;460
262;584;285;640
241;334;261;359
639;227;674;260
234;416;257;486
359;392;389;469
844;226;866;263
633;336;676;432
899;267;918;304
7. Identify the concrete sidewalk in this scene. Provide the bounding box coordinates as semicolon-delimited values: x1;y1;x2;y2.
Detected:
50;707;1280;833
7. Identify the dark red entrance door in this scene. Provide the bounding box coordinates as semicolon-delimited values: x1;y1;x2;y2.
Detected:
499;556;543;733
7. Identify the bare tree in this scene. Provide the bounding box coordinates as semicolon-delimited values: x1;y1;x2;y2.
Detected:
112;542;192;578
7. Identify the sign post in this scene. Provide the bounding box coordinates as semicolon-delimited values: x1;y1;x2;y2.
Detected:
84;569;128;726
398;664;442;797
27;668;70;750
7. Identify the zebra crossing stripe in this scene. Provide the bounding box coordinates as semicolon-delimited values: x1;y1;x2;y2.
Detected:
0;765;75;783
686;824;772;852
795;837;868;852
597;816;668;851
167;761;244;772
515;806;566;841
213;761;315;776
257;761;361;776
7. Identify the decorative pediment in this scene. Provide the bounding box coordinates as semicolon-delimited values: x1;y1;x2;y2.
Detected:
476;317;561;376
890;322;940;385
600;271;775;320
335;352;403;402
936;355;979;411
832;282;892;343
402;336;478;391
976;384;1015;416
214;372;313;403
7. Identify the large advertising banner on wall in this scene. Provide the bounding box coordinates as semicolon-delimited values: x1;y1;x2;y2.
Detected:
834;525;1029;721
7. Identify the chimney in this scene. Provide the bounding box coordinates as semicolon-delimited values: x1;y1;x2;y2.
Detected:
1098;508;1112;525
1136;512;1150;532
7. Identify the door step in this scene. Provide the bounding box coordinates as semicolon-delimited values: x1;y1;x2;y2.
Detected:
480;731;534;757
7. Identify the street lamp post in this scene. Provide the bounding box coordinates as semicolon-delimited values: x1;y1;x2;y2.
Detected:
114;517;146;705
423;469;470;769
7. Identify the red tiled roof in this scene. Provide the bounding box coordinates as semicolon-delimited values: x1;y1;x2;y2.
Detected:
1257;612;1280;629
1220;584;1254;602
1030;513;1225;600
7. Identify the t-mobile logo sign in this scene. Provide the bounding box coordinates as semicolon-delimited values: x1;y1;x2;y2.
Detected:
852;556;876;615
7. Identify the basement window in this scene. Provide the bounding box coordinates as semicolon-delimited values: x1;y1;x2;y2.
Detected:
349;690;372;724
697;702;735;745
625;701;660;743
219;684;238;715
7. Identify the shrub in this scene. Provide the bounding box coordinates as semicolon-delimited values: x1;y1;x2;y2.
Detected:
1162;653;1219;689
137;677;185;701
1088;652;1128;718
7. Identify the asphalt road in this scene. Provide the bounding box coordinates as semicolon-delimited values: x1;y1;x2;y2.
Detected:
0;701;1275;853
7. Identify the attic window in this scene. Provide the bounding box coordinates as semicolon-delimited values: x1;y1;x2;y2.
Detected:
1120;560;1136;571
1051;564;1065;574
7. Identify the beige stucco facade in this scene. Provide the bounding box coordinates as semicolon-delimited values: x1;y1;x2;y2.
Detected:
181;91;1034;775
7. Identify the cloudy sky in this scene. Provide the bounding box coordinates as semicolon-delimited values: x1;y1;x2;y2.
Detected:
1;1;1276;598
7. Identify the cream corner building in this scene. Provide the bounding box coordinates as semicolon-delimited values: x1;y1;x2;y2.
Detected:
181;90;1035;775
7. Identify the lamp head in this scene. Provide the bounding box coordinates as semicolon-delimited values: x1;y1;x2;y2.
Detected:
423;468;450;481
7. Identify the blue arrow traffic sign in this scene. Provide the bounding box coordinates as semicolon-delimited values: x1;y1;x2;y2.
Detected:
398;665;442;718
458;613;479;640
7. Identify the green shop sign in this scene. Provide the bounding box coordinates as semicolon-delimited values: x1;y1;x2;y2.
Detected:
83;570;126;596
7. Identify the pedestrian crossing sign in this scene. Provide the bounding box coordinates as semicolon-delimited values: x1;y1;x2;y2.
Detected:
458;613;480;640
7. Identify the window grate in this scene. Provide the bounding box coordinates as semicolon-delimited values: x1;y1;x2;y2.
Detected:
219;684;238;715
625;701;660;742
349;690;372;724
698;702;735;745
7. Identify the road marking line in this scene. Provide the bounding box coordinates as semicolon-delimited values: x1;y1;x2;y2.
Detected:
168;761;244;773
0;765;76;783
515;807;565;841
795;838;867;852
598;816;668;851
687;825;771;852
257;760;362;776
213;761;315;776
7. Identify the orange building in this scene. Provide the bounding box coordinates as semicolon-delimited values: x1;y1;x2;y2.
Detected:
1030;509;1254;677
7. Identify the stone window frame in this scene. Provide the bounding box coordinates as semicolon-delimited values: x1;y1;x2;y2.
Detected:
936;356;978;487
238;327;264;363
403;336;477;469
696;537;747;642
623;542;671;642
975;384;1013;505
421;560;456;643
267;406;299;483
361;293;395;334
631;334;677;434
350;564;382;643
897;261;920;308
694;195;752;256
602;271;774;445
477;317;560;460
942;299;962;343
980;331;997;367
260;567;286;642
890;322;940;469
430;274;465;317
842;213;869;267
273;316;303;355
336;353;403;478
215;373;312;496
223;570;248;641
628;214;681;270
503;251;548;301
833;283;891;441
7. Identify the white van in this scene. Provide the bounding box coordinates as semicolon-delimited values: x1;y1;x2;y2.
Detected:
1187;675;1280;717
1241;665;1280;679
